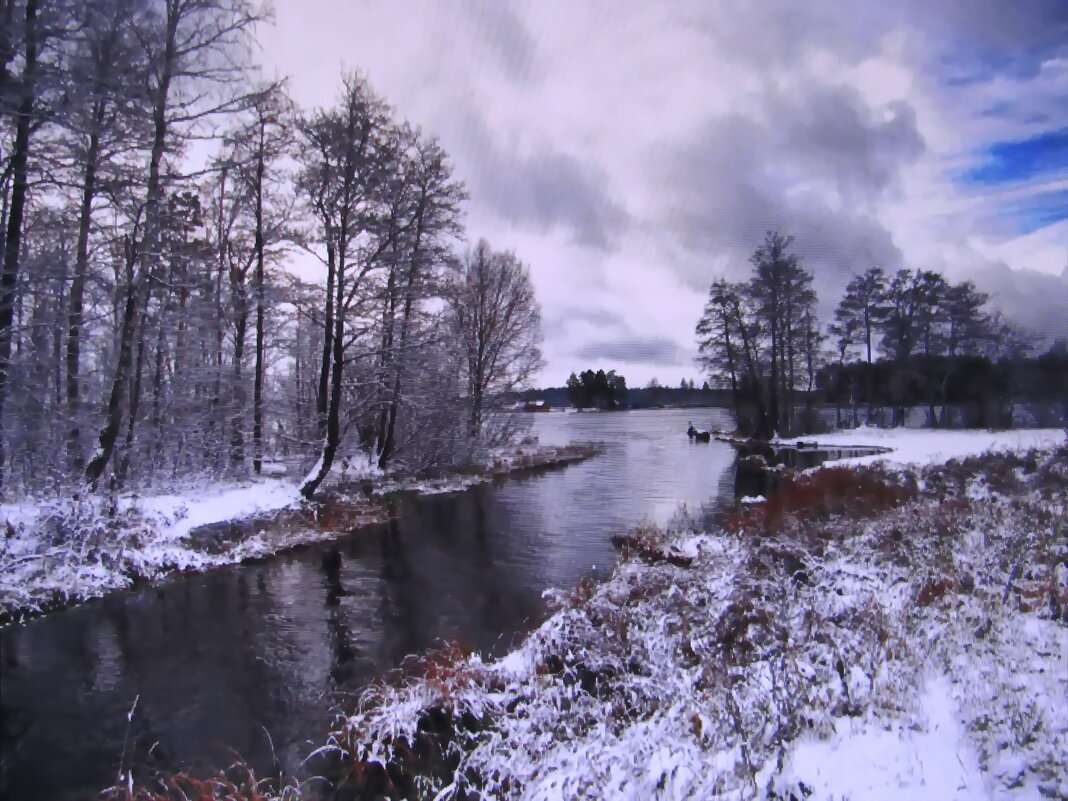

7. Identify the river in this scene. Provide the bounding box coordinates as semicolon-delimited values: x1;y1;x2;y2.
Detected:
2;408;745;800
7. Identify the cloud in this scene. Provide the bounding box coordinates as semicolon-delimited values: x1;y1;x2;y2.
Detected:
456;108;630;250
654;84;924;300
544;306;628;335
465;1;538;82
962;261;1068;343
907;0;1068;66
575;338;685;366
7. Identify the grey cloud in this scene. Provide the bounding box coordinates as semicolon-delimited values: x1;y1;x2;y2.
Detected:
458;109;630;249
775;90;925;202
902;0;1068;64
655;90;918;304
682;2;884;71
684;0;1068;71
967;262;1068;343
576;337;685;366
488;148;629;249
545;306;628;334
464;1;537;82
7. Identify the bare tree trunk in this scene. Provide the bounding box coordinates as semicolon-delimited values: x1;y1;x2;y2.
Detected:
66;112;105;472
863;310;875;423
252;142;265;474
767;318;780;439
379;257;423;469
116;306;150;486
85;237;140;485
296;313;305;445
301;251;345;498
171;273;189;473
316;239;335;440
375;251;397;461
85;0;176;485
0;0;37;490
230;284;247;466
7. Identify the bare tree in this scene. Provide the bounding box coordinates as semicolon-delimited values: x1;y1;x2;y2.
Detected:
446;240;543;440
747;231;816;436
371;129;465;469
220;83;293;473
296;73;393;498
60;0;150;472
0;0;40;489
832;266;887;422
696;277;771;437
877;268;943;425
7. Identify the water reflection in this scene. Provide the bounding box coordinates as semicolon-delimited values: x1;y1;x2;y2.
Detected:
1;408;738;800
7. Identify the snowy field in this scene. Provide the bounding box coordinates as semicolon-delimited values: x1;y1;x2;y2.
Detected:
317;443;1067;801
776;425;1066;466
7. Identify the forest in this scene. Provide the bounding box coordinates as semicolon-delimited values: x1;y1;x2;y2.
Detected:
0;0;543;501
696;231;1067;439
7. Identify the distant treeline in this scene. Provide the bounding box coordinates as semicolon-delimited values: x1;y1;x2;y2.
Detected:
511;383;734;410
696;231;1067;438
819;347;1068;429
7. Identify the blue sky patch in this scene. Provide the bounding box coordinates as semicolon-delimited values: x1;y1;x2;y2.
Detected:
962;128;1068;185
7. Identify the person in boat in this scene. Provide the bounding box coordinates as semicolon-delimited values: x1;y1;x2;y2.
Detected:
687;422;697;438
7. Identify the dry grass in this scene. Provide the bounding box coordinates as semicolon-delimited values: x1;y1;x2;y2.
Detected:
722;464;917;536
102;763;300;801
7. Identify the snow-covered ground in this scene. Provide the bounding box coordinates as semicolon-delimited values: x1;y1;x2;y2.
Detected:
321;444;1067;801
125;479;303;541
372;442;598;496
777;425;1066;466
773;676;987;801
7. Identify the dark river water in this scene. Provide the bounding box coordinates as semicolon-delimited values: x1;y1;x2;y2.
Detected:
2;408;746;800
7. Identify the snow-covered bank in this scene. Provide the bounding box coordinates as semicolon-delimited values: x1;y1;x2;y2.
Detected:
372;442;600;496
317;445;1067;801
0;478;311;624
776;425;1066;466
128;479;304;540
0;443;598;625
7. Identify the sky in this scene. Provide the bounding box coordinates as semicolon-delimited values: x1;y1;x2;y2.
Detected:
256;0;1068;387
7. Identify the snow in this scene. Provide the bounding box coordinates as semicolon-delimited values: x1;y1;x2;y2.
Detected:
777;425;1066;466
129;479;302;541
773;677;988;800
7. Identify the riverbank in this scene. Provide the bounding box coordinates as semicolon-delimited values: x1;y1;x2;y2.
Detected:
0;442;598;625
307;437;1066;800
